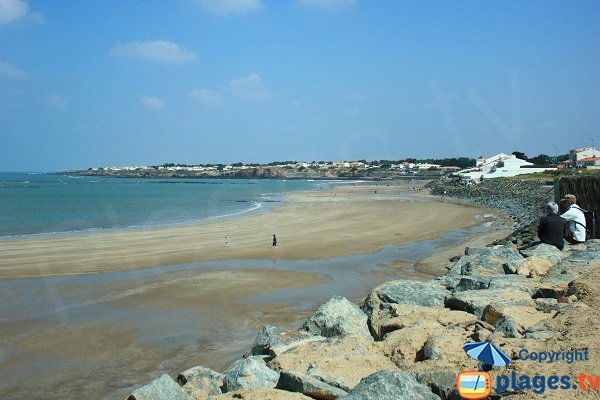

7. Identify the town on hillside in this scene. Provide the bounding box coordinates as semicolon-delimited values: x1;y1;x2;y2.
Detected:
69;147;600;180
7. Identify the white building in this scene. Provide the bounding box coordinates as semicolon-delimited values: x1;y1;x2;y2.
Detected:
577;156;600;169
458;153;556;180
570;147;599;164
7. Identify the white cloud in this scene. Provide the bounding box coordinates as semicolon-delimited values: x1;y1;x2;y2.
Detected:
190;89;222;106
0;0;28;25
110;41;198;63
297;0;356;9
140;96;165;109
44;93;68;110
0;60;28;80
226;73;270;100
196;0;263;15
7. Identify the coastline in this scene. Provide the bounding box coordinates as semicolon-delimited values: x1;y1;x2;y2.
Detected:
0;182;499;280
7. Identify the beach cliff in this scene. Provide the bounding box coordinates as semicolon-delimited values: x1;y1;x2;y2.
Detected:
126;181;600;400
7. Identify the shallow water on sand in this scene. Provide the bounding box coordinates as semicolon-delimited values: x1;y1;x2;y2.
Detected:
0;223;488;400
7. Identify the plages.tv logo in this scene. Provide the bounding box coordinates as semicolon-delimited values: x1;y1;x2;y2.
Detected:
457;341;510;399
456;371;491;399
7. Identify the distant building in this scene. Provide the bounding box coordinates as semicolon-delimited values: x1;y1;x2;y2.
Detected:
416;163;441;170
559;148;600;169
570;147;599;164
458;153;556;180
577;156;600;169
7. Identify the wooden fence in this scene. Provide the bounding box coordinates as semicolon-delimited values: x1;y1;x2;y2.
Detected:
555;176;600;239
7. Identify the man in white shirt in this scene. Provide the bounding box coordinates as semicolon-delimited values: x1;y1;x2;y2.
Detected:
560;194;587;244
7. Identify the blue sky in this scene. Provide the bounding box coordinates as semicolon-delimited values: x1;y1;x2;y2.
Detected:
1;0;598;171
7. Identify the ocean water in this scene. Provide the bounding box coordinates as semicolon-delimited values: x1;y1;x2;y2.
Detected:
0;172;320;238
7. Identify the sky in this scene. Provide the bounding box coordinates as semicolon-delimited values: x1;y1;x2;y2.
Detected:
1;0;599;171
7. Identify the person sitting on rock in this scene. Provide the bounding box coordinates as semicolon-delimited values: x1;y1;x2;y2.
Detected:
538;202;568;250
560;194;587;245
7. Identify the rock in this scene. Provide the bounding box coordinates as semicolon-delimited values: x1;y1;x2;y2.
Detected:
472;328;493;342
486;275;541;295
566;243;587;252
481;304;555;335
268;336;396;391
222;356;280;392
519;243;568;266
306;366;353;392
299;296;371;339
269;336;328;359
364;280;450;308
127;374;194;400
444;289;534;319
176;366;223;398
454;276;491;292
453;246;526;276
209;388;313;399
415;370;461;400
362;281;451;338
447;254;509;276
341;370;440;400
515;257;552;278
251;325;321;356
584;239;600;251
420;335;466;363
566;278;595;301
373;304;473;340
558;294;578;304
275;370;348;400
465;245;524;261
381;320;470;366
524;328;560;341
492;317;522;338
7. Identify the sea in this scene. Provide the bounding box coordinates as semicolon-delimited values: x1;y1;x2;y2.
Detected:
0;172;322;238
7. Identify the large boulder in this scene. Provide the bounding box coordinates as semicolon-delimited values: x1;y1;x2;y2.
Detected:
515;257;552;278
465;245;524;261
482;304;555;337
380;320;470;367
375;304;474;339
176;366;223;398
444;289;534;319
299;296;371;339
341;370;440;400
446;246;524;276
127;374;194;400
363;280;450;337
364;280;450;309
519;243;568;264
275;370;348;400
268;336;396;391
222;356;280;392
447;254;509;276
415;370;460;400
251;325;323;356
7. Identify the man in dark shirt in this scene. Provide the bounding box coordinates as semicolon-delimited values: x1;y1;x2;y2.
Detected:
538;202;568;250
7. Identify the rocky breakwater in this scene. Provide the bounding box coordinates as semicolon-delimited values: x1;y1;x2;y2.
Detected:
427;177;551;230
126;238;600;400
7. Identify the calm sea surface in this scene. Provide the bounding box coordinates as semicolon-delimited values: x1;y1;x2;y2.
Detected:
0;173;320;238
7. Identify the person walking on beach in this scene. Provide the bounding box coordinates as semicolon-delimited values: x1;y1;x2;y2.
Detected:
538;202;568;250
225;236;229;246
272;234;277;248
560;194;587;244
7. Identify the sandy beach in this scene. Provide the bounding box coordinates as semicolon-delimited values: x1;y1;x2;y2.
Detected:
0;183;495;280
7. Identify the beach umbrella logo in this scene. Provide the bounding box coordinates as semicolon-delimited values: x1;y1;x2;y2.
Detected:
463;341;510;368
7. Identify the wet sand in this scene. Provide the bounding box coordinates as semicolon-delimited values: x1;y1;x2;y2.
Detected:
0;182;514;399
